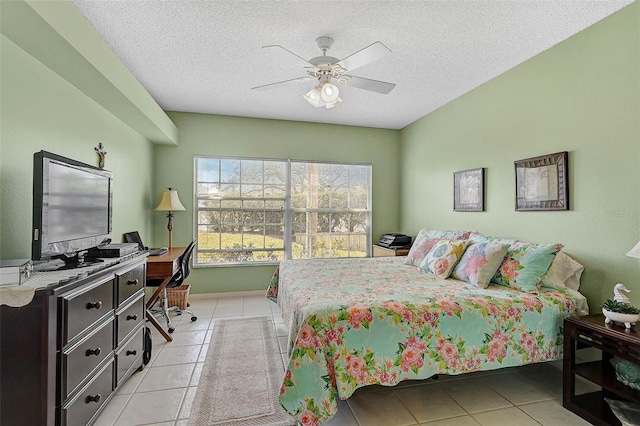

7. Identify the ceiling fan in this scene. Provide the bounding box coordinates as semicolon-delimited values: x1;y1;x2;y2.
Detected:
252;36;396;109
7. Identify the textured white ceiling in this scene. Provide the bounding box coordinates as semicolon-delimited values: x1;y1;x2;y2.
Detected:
71;0;632;130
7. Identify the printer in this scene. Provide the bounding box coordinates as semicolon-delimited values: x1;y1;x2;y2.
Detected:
378;233;412;248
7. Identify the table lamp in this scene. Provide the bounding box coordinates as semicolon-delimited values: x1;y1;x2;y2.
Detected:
627;241;640;259
155;187;186;248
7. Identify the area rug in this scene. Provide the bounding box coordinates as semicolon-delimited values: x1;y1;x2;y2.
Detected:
188;316;295;426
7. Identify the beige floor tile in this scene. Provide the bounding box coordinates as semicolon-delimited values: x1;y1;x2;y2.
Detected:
115;388;186;425
481;372;554;405
324;399;359;426
519;400;592;426
442;379;512;414
270;303;282;314
212;306;243;317
516;363;564;399
152;344;201;367
190;362;204;386
215;297;243;308
185;308;214;319
167;330;207;346
94;394;131;426
178;386;198;419
173;316;211;331
136;363;195;392
394;385;466;423
472;407;539;426
115;367;147;394
421;415;480;425
198;344;210;362
274;321;288;337
348;390;418;426
188;299;218;309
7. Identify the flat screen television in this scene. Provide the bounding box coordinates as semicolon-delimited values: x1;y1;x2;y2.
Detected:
32;151;113;268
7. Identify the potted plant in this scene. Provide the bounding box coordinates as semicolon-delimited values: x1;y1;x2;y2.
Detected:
602;299;640;329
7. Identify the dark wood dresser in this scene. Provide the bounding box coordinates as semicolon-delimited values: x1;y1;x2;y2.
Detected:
0;253;147;425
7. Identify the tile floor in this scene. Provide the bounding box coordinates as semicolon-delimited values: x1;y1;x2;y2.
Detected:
95;293;595;426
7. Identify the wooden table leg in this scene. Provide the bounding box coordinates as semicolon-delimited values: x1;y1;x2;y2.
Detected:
146;277;173;342
146;308;172;342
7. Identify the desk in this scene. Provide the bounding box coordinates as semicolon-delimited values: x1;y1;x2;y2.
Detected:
146;247;186;342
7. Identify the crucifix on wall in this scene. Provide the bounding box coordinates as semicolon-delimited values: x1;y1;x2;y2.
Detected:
95;143;107;169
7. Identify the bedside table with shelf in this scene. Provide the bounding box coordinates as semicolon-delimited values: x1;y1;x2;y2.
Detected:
372;245;410;257
563;314;640;425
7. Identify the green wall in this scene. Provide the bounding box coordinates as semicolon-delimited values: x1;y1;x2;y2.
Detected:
400;3;640;311
155;112;401;293
0;34;155;259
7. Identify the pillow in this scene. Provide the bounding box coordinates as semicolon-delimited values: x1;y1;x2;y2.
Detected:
404;229;440;267
404;228;472;267
451;241;510;288
492;242;563;292
419;239;469;279
540;252;585;291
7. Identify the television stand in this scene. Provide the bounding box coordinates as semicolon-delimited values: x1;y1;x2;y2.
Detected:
0;253;147;425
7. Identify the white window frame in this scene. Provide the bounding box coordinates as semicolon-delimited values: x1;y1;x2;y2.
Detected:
194;156;372;266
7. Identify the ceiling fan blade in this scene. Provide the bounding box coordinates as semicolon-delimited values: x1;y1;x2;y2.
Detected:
251;77;313;91
262;45;313;68
339;75;395;94
335;41;391;73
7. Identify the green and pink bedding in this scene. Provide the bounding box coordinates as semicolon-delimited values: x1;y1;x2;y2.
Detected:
266;256;587;425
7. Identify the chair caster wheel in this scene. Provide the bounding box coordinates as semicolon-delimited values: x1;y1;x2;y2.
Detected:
168;327;175;333
191;316;197;322
176;311;183;316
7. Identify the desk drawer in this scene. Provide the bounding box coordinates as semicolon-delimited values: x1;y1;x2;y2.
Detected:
116;293;144;345
61;358;113;426
116;263;145;305
62;275;114;345
116;327;144;385
61;318;114;401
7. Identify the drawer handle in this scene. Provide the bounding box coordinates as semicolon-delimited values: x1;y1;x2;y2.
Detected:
86;394;101;404
126;350;137;356
86;301;103;310
86;348;102;356
127;279;139;286
126;314;138;321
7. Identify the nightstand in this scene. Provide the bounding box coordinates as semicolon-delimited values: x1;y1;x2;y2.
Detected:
372;245;410;257
563;314;640;425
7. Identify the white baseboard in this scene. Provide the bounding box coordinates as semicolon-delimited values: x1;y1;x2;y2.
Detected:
189;290;264;299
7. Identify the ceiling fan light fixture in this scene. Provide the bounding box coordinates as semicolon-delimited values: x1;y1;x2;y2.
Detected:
303;86;322;106
325;97;342;109
320;83;339;103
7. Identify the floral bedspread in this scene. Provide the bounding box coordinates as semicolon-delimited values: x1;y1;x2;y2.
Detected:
266;257;584;425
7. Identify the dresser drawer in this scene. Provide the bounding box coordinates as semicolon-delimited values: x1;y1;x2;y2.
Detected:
62;275;114;345
61;358;113;426
116;327;144;386
116;293;144;345
61;318;114;401
116;263;145;305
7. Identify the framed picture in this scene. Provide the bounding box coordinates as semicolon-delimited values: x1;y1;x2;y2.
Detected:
454;168;485;212
515;151;568;211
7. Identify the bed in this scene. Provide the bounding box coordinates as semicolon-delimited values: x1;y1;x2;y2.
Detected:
266;254;588;425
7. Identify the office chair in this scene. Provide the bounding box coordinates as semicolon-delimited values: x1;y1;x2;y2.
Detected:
147;240;198;333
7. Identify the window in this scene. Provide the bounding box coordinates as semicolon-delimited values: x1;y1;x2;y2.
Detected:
195;156;371;265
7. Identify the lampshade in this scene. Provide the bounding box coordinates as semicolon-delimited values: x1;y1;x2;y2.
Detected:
325;97;342;109
320;83;339;103
155;188;186;212
303;86;322;106
627;241;640;259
